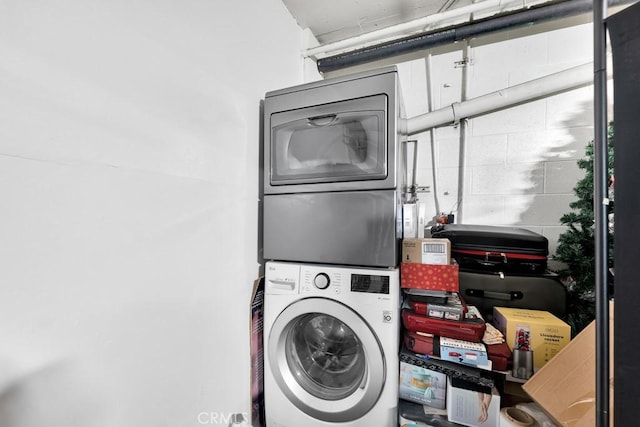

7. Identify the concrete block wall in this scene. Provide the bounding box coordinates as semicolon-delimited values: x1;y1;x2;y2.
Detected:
397;22;598;260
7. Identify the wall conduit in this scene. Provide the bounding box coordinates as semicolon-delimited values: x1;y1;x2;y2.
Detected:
315;0;633;74
304;0;527;58
407;61;596;135
425;53;441;215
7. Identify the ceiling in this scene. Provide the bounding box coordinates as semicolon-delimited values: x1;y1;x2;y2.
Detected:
280;0;477;45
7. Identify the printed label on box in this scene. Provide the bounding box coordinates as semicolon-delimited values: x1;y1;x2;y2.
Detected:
421;241;449;264
402;238;451;265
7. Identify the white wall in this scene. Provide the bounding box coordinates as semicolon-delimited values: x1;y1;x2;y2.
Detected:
396;21;598;259
0;1;304;426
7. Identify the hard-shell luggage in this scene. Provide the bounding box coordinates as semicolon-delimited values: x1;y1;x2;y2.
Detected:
431;224;549;274
404;330;437;355
486;342;512;372
458;270;567;321
402;309;486;343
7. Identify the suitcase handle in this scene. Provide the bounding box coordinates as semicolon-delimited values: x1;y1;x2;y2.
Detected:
484;252;508;264
465;289;524;301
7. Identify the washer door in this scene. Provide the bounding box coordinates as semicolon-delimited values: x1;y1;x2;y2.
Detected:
268;297;386;423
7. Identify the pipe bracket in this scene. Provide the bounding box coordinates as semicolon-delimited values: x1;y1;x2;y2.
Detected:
451;102;462;126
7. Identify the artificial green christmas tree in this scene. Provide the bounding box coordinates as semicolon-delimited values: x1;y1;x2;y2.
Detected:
553;123;614;336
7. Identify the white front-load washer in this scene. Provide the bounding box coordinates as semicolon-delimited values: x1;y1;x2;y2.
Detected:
263;261;400;427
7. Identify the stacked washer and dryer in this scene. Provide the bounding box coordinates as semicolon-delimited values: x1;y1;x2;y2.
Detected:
262;67;408;426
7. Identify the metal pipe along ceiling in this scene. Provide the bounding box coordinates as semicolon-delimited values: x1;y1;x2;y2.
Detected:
304;0;526;58
406;62;595;135
316;0;593;73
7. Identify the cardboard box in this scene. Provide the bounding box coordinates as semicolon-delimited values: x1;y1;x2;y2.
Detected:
522;302;614;426
250;277;265;427
402;238;451;265
493;307;570;373
438;337;490;369
399;357;448;408
446;380;501;427
401;263;459;292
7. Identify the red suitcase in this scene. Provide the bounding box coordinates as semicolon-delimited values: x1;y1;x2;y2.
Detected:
486;342;512;372
404;330;436;355
431;224;549;274
402;309;486;343
405;330;513;372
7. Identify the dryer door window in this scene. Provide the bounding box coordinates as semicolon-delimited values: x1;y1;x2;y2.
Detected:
270;95;387;185
267;297;385;423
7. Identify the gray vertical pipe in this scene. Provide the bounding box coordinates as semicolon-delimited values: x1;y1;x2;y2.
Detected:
425;53;442;215
593;0;610;426
457;41;473;224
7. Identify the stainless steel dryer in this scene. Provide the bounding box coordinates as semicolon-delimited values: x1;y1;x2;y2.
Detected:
262;66;407;267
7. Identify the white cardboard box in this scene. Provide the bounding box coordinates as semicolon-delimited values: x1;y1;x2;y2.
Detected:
446;382;500;427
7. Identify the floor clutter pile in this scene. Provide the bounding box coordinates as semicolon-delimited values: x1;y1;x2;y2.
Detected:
397;226;582;426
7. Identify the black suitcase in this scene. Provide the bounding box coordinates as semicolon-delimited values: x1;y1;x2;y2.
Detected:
458;270;567;321
431;224;549;274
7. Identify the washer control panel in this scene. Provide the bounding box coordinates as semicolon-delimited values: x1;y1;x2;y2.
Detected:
301;268;343;295
265;261;399;299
